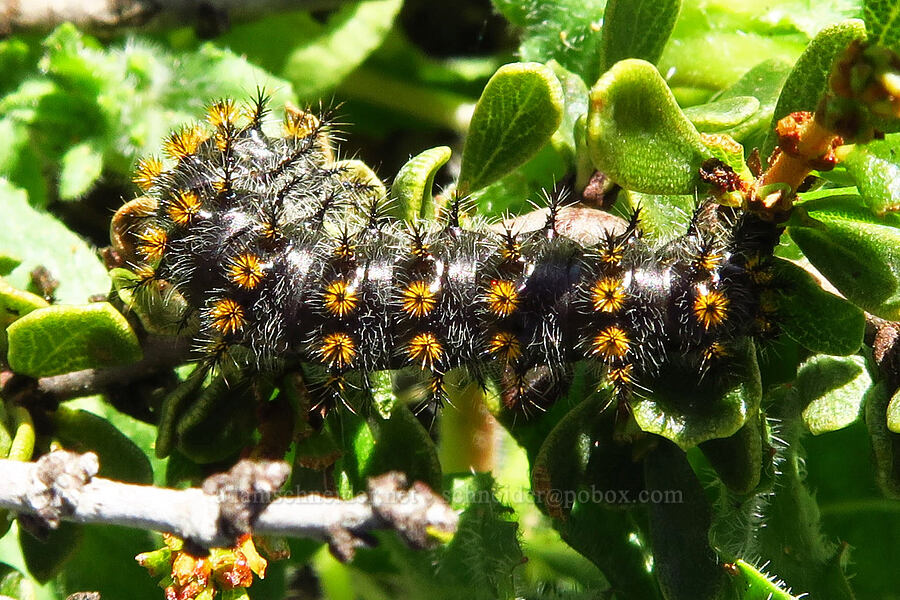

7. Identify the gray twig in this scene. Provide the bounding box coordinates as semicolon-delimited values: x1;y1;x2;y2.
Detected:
0;452;459;558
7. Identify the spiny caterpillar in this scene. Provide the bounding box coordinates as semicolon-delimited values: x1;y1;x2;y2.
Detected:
112;93;781;412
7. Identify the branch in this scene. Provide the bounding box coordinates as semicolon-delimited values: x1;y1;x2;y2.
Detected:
0;0;352;36
0;452;458;561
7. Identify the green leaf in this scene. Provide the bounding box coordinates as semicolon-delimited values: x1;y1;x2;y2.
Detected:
759;393;854;599
439;473;523;600
174;373;256;464
365;404;442;492
714;58;793;148
57;142;102;200
630;338;762;449
0;254;20;276
221;0;402;101
771;258;865;355
796;354;872;434
0;180;109;303
699;410;763;494
53;405;154;484
391;146;451;221
866;381;900;496
618;191;696;244
0;279;48;329
506;0;607;84
458;62;564;193
842;133;900;215
530;392;616;518
683;96;761;132
586;59;713;194
888;388;900;432
18;522;82;583
788;210;900;320
645;441;724;600
7;303;141;378
155;367;207;460
63;395;166;485
601;0;681;71
864;0;900;52
763;19;867;157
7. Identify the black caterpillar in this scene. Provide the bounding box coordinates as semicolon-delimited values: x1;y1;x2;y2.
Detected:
113;94;781;412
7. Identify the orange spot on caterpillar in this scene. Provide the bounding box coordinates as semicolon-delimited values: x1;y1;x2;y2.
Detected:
163;124;206;160
320;332;356;369
136;226;168;262
591;326;630;359
487;331;521;362
168;190;202;226
210;298;245;334
322;279;359;317
283;106;320;139
401;280;437;318
591;277;626;313
228;253;266;289
693;285;730;329
133;156;164;191
486;280;519;317
407;332;443;369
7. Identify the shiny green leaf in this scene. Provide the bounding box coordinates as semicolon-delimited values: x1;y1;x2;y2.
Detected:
391;146;451;221
788;210;900;319
715;58;793;148
727;559;801;600
0;180;108;303
796;354;872;434
601;0;681;71
7;303;141;378
683;96;760;132
631;339;761;449
771;258;865;355
864;0;900;52
587;59;713;194
0;279;48;329
888;388;900;432
842;133;900;215
458;62;564;193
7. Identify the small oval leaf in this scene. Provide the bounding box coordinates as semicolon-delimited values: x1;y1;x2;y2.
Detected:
391;146;451;221
788;212;900;320
458;62;564;193
699;410;763;494
683;96;761;132
771;258;865;355
630;338;761;449
797;354;872;435
842;133;900;215
0;278;48;329
601;0;682;72
888;388;900;433
7;302;142;377
587;59;713;194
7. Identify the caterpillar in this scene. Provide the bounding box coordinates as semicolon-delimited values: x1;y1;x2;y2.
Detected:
112;94;781;413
